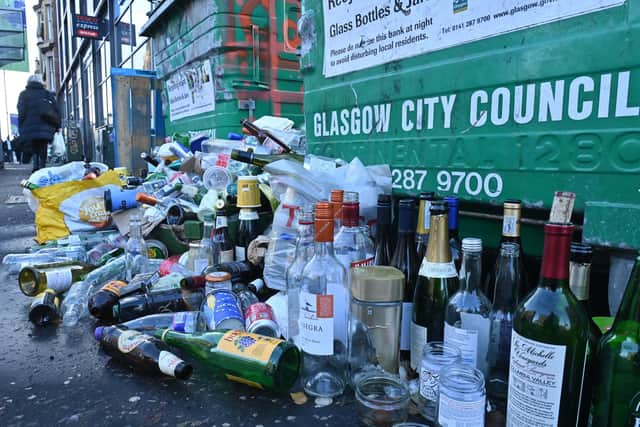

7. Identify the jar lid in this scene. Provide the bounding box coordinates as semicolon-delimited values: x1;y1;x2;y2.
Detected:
351;266;404;302
205;272;232;282
355;374;410;409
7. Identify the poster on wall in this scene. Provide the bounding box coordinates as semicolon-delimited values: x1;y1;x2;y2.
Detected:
165;59;215;122
322;0;625;77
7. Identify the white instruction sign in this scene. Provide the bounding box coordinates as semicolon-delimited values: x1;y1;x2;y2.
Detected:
322;0;624;77
166;59;215;121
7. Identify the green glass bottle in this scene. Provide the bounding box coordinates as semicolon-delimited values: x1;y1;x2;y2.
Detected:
507;223;592;427
411;202;459;372
18;261;94;296
153;329;300;392
591;256;640;427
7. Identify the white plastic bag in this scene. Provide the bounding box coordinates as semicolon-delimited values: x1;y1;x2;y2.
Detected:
52;132;66;157
28;161;109;188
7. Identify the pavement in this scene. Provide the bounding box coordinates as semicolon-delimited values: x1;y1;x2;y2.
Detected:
0;165;369;427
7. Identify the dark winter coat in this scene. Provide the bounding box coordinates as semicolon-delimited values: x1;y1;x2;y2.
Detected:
17;81;60;143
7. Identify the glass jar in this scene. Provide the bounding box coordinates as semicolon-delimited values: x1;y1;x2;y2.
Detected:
355;374;410;427
437;364;486;426
418;342;461;421
186;242;211;275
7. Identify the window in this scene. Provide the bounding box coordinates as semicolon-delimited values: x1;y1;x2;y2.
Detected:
48;56;55;91
37;12;44;39
46;5;53;41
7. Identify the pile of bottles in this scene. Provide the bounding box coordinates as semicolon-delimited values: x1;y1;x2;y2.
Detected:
4;116;639;426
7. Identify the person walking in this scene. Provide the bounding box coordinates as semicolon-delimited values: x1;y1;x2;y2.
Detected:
17;74;61;172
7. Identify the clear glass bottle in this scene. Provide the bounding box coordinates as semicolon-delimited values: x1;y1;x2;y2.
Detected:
286;207;315;343
125;214;149;281
437;364;486;426
444;238;492;376
334;192;375;276
487;242;521;412
295;201;348;398
200;212;221;267
330;189;344;235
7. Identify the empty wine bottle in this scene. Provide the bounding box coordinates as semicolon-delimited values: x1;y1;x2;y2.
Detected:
88;280;128;321
19;262;94;296
569;242;601;340
29;289;61;326
374;194;394;266
445;196;462;271
153;328;299;391
95;326;192;380
415;192;437;262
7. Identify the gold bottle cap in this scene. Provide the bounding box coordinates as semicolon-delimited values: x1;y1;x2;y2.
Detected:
237;176;261;208
351;266;405;302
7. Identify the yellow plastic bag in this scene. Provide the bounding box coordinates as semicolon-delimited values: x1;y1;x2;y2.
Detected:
32;170;122;243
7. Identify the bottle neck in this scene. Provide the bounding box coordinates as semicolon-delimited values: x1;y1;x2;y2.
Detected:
613;257;640;324
538;224;573;289
342;202;360;227
202;221;215;240
502;205;522;239
314;241;335;257
493;250;520;308
215;214;228;230
416;200;430;235
460;251;482;292
130;222;143;239
569;261;591;302
239;208;259;221
426;214;451;263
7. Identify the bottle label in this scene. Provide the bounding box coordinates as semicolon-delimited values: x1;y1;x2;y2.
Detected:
101;280;128;297
235;246;246;261
350;256;375;268
204;291;243;329
224;374;264;390
507;330;566;426
158;350;182;377
117;330;148;353
503;214;519;237
410;321;427;370
238;210;259;221
445;322;479;369
400;302;412;351
44;268;73;292
423;201;432;230
419;261;457;279
419;364;440;401
220;250;234;263
217;330;281;363
171;312;198;333
298;292;334;356
438;392;486;425
216;216;228;229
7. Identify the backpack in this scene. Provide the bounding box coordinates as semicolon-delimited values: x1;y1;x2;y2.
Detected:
40;95;61;128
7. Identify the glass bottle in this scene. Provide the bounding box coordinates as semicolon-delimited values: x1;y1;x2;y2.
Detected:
235;207;260;262
95;326;192;380
240;118;293;153
125;214;149;282
295;201;349;398
334;191;375;275
153;328;300;392
591;256;640;427
374;194;394;266
135;193;185;225
214;208;234;263
230;148;304;167
18;261;94;296
507;223;592;427
445;196;462;271
112;288;204;323
391;198;418;362
411;202;459;371
415;192;436;262
286;207;315;344
569;242;601;340
330;189;344;234
485;200;529;302
487;242;521;411
29;289;61;326
444;238;492;376
201;212;221;266
121;311;207;334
